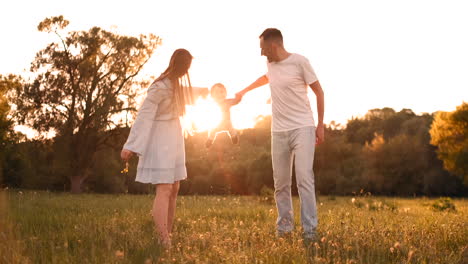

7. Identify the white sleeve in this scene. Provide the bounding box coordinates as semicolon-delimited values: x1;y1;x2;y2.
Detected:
301;57;318;85
123;84;164;156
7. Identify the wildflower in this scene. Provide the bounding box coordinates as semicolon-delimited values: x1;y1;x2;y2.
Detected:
120;162;129;174
115;250;124;258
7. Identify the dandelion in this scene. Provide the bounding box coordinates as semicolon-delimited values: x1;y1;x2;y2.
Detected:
120;162;129;174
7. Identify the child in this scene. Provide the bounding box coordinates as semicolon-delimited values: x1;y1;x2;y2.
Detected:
205;83;240;148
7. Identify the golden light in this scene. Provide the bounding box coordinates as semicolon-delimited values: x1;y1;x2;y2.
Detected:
183;98;222;132
183;97;271;134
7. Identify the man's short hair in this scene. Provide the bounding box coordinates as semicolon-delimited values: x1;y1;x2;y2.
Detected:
259;28;283;44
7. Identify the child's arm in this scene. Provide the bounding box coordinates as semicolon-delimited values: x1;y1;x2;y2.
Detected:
192;87;209;99
226;96;242;106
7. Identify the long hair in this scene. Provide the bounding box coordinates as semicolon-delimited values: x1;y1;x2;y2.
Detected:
154;49;194;116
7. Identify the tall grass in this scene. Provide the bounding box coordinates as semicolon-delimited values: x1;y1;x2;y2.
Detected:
1;190;466;263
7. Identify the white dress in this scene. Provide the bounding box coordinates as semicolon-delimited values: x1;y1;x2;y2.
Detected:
123;78;186;184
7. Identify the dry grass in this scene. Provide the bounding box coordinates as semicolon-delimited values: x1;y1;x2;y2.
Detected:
1;190;467;263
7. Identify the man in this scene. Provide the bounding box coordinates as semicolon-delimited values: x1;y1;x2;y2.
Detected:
236;28;325;239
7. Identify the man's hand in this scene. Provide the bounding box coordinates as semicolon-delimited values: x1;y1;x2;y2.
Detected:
121;149;135;162
316;123;325;145
235;91;245;102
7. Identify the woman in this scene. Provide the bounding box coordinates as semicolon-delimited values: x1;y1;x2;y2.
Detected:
121;49;194;248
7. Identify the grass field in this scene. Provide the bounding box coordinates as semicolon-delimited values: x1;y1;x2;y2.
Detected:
1;190;467;264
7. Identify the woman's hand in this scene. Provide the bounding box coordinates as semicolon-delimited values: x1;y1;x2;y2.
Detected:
121;149;135;162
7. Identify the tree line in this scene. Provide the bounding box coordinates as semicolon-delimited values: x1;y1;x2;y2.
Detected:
0;16;466;196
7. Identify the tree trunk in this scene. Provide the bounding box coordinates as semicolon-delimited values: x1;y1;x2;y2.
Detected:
70;176;84;194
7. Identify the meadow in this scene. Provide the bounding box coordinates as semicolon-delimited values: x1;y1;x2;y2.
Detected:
1;190;466;264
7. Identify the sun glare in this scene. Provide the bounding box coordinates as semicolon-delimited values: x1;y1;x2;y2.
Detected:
184;98;222;132
183;97;271;134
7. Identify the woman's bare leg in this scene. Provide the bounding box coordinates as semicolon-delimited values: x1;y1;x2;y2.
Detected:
153;184;173;247
167;181;180;234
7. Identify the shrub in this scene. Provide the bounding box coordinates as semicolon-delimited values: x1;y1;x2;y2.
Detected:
431;197;456;212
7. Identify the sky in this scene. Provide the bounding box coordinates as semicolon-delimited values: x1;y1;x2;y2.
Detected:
1;0;467;133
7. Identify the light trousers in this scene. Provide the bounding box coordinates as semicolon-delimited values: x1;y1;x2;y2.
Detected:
271;126;318;237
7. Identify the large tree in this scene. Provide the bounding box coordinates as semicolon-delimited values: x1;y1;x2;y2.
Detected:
0;74;24;185
13;16;161;193
0;75;21;145
430;102;468;185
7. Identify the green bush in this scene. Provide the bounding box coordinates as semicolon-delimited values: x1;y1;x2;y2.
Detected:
431;197;456;212
259;185;274;204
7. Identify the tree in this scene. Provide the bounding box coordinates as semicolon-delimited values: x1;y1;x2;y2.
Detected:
430;102;468;185
0;74;24;186
12;16;161;193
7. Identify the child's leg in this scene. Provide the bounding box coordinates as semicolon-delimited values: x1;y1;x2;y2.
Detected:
228;126;239;144
206;129;217;148
153;184;173;247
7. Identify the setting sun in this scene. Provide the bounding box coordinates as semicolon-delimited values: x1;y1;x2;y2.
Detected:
183;95;272;133
184;98;222;132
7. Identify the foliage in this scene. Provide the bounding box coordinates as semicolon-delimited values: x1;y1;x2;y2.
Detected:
430;102;468;185
430;197;457;212
3;106;467;196
259;185;275;204
0;75;25;187
11;16;161;193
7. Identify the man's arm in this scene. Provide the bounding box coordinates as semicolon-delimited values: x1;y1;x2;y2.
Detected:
236;75;269;99
310;80;325;144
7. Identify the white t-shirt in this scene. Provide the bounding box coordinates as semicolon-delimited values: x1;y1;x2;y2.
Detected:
266;53;318;132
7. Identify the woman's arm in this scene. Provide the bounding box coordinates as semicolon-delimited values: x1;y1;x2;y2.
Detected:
122;83;164;157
